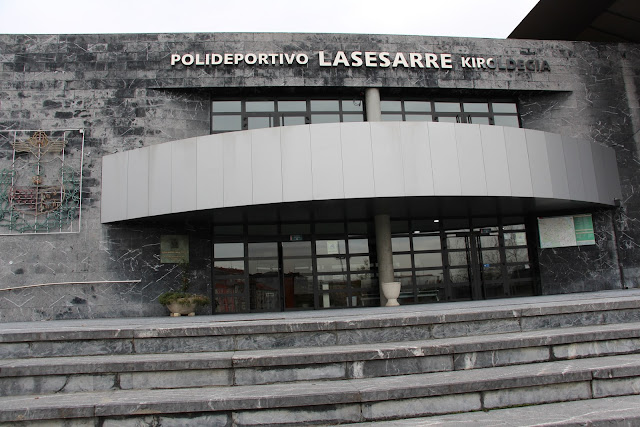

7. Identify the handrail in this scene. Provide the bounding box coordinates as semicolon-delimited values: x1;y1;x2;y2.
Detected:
0;280;141;292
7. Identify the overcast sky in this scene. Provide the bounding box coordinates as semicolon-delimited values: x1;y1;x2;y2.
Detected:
0;0;539;39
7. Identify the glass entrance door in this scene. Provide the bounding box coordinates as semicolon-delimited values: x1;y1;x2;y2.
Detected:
446;227;504;300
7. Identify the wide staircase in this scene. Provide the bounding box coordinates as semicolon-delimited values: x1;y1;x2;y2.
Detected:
2;290;640;426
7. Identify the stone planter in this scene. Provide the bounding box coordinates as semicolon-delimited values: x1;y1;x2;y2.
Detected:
382;281;401;307
166;299;198;317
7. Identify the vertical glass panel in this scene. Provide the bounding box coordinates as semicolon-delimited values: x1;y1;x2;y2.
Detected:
404;101;431;112
212;115;242;131
446;236;468;250
248;116;273;130
479;249;501;265
246;101;275;112
448;250;469;266
250;275;279;311
248;258;278;274
351;272;376;290
510;280;535;297
405;115;432;122
311;114;340;124
282;257;312;274
493;115;520;127
469;116;490;125
479;234;500;248
392;254;412;269
248;242;278;258
349;255;371;271
277;101;306;112
491;103;518;113
310;100;340;111
282;116;306;126
504;232;528;247
436;116;458;123
214;279;246;312
414;253;443;268
214;243;244;258
463;103;489;112
416;269;444;302
341;100;364;111
316;256;348;272
380;100;402;111
282;241;312;257
413;235;441;251
392;237;411;252
449;267;470;283
342;114;364;122
507;264;532;279
320;292;349;308
318;275;348;290
381;114;403;122
284;273;314;308
212;101;241;112
316;239;346;255
214;260;245;274
281;223;311;235
434;102;461;112
481;265;503;281
348;239;369;254
505;248;530;263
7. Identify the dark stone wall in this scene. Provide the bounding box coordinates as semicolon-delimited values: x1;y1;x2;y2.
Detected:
0;33;638;321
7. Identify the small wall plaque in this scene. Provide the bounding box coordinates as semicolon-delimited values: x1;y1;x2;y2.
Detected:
161;235;189;263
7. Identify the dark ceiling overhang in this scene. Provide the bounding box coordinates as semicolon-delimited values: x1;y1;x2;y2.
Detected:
509;0;640;43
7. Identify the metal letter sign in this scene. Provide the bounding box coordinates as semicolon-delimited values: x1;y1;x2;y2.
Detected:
0;130;84;234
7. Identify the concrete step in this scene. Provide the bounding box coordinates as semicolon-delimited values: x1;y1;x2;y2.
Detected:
339;394;640;426
3;322;640;397
1;354;639;425
2;290;640;359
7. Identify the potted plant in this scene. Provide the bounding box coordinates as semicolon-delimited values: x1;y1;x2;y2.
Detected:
158;263;210;316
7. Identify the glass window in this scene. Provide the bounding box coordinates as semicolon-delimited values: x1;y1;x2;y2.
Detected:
214;225;243;236
277;101;306;112
248;242;278;258
414;252;442;269
282;241;312;257
349;255;371;271
413;235;441;251
247;116;274;130
311;114;340;124
311;100;340;111
492;103;518;113
493;115;520;127
434;102;461;112
469;116;490;125
316;239;346;256
212;101;241;112
404;101;431;112
393;254;412;269
282;116;306;126
392;237;411;252
504;232;527;247
212;115;241;132
342;114;364;122
437;116;458;123
214;243;244;258
406;115;432;122
348;239;369;254
214;260;245;273
316;223;345;234
317;257;348;272
342;100;364;111
381;101;402;111
382;114;403;121
246;101;275;112
463;103;489;112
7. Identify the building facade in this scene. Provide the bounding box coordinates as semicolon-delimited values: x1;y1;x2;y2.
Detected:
0;32;636;321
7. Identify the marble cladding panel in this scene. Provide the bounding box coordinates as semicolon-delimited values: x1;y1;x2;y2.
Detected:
0;34;638;320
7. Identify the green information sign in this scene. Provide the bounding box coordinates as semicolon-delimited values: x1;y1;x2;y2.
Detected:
573;214;595;245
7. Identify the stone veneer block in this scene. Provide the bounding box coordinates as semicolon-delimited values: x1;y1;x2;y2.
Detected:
234;363;346;386
483;381;592;409
232;404;362;426
553;338;640;360
133;336;235;354
592;377;640;398
102;414;228;427
453;347;550;370
119;369;232;390
361;393;481;421
349;354;453;379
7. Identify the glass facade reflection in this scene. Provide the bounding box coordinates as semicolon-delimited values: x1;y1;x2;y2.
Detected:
212;217;536;313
